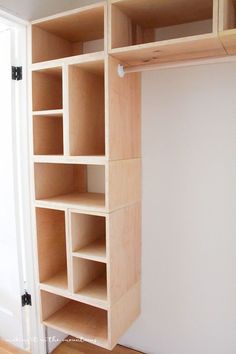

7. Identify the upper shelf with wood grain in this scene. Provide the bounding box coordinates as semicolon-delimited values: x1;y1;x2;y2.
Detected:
31;3;105;63
109;0;226;66
219;0;236;54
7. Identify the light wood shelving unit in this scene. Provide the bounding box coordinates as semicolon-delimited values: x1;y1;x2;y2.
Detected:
30;0;235;351
219;0;236;54
30;1;141;350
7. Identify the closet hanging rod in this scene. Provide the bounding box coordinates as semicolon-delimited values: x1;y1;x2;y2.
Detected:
117;54;236;77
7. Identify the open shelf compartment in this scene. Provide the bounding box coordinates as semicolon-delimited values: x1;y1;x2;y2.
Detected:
33;113;64;155
36;208;68;291
70;211;106;263
110;0;224;65
73;258;107;304
32;3;105;63
68;59;105;156
34;163;105;211
32;67;63;112
41;290;108;348
219;0;236;54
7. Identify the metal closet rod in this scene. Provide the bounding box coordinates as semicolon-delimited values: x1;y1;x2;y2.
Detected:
117;54;236;77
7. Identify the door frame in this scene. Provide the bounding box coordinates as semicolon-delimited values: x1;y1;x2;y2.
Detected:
0;9;46;354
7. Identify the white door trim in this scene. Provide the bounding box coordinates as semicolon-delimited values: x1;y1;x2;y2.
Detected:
0;10;46;354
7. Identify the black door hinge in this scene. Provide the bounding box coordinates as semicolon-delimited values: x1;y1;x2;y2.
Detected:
12;66;22;81
21;291;32;307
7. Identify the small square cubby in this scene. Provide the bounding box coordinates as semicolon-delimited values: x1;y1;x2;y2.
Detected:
70;212;106;263
40;290;108;348
33;113;63;155
34;163;105;211
32;67;63;112
32;4;105;63
68;60;105;156
35;208;68;290
72;258;107;303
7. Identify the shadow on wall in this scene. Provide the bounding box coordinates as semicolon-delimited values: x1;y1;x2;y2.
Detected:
0;0;102;21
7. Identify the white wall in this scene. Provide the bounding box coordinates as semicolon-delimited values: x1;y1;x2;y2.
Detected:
119;62;236;354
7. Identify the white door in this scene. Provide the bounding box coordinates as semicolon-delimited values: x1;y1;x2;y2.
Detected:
0;23;26;350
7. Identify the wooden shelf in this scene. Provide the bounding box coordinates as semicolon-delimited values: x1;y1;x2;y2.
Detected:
32;3;105;63
75;274;107;303
33;155;106;165
40;269;68;291
73;257;107;304
41;292;108;349
36;192;105;212
109;0;225;66
32;109;63;116
219;0;236;54
34;163;105;211
73;239;106;263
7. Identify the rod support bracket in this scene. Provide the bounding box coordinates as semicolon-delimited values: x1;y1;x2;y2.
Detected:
117;64;125;78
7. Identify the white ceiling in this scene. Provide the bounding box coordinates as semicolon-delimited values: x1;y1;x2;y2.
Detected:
0;0;101;21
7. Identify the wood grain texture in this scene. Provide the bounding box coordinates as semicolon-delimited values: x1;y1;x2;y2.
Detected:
52;336;144;354
111;0;214;29
32;68;62;111
219;0;236;54
108;203;141;305
68;63;105;156
32;4;104;63
34;163;87;200
108;56;141;160
36;208;67;284
109;282;141;349
41;293;108;349
33;115;64;155
0;340;29;354
108;159;141;211
110;35;226;66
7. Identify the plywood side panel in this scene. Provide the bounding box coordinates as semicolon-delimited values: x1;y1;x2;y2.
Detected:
32;26;73;64
108;203;141;305
108;282;141;349
108;159;141;211
69;65;105;156
111;5;133;49
36;208;67;282
108;56;141;160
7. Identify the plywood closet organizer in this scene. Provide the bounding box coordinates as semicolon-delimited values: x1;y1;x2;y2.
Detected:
29;0;236;351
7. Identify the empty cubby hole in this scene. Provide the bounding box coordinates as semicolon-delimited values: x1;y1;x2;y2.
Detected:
68;60;105;156
40;290;108;348
111;0;214;49
71;212;106;263
34;163;105;209
33;114;63;155
222;0;236;30
73;258;107;302
32;4;105;63
32;67;63;112
35;208;68;290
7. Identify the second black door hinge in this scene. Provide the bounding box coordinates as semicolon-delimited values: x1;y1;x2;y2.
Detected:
12;66;22;81
21;291;32;307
